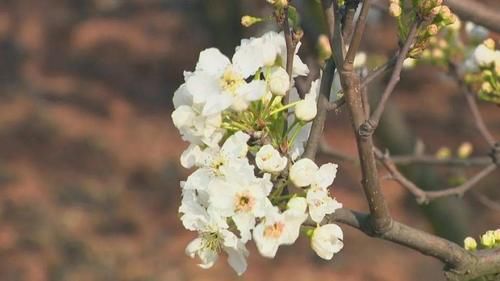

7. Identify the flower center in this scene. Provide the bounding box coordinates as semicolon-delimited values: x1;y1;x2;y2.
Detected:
211;156;226;176
201;231;223;253
220;67;244;94
234;191;255;212
263;222;285;239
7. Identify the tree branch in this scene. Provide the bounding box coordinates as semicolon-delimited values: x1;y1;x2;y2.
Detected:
444;0;500;33
375;148;498;204
360;21;421;137
390;155;493;166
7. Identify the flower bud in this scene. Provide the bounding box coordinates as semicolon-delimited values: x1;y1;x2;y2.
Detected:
295;96;317;122
427;24;439;36
403;58;417;69
311;224;344;260
354;52;367;69
473;42;496;66
432;0;443;6
457;142;473;159
290;158;319;187
464;237;477;251
267;0;288;8
241;15;262;27
481;82;493;93
432;48;444;59
448;15;461;30
430;5;441;17
465;22;489;42
318;34;332;61
256;144;288;173
483;38;495;50
389;3;402;17
436;147;451;159
439;6;452;20
268;67;290;96
481;231;496;248
495;229;500;242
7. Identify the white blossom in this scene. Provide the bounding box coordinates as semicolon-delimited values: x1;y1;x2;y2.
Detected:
473;43;495;66
253;204;308;258
255;144;288;173
185;48;267;115
311;224;344;260
268;66;290;96
306;188;342;223
465;22;489;42
289;158;319;187
207;172;273;242
185;212;249;275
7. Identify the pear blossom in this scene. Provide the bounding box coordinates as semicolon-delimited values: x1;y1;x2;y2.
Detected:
183;132;253;191
473;43;495;66
253;203;308;258
185;48;267;115
306;188;342;223
465;22;489;42
311;224;344;260
184;211;249;275
289;158;319;187
207;172;273;242
295;78;320;122
256;144;288;173
268;66;290;96
233;30;307;76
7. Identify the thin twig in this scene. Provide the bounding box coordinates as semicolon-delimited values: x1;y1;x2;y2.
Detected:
343;0;373;68
390;155;493;166
375;148;497;204
342;0;360;42
327;55;397;111
463;87;496;147
472;191;500;212
360;21;421;137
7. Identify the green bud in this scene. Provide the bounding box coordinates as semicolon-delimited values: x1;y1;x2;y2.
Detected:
481;231;496;248
241;15;263;27
464;237;477;251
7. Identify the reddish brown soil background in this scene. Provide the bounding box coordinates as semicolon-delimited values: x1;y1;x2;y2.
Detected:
0;1;498;281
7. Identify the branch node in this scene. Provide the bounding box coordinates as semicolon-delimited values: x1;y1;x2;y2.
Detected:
489;142;500;166
358;119;377;138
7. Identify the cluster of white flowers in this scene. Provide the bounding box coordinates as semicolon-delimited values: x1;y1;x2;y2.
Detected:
172;30;344;275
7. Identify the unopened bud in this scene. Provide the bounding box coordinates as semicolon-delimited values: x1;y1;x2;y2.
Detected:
448;16;461;31
430;6;441;17
427;24;439;36
318;34;332;61
457;142;473;159
439;6;452;20
436;147;451;159
267;0;288;8
483;38;495;50
481;82;493;93
403;58;417;69
432;0;443;6
464;237;477;251
389;3;402;17
241;15;262;27
481;231;496;248
438;39;448;49
495;229;500;242
432;48;444;59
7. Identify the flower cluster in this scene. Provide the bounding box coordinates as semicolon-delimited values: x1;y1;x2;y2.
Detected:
172;30;343;275
464;228;500;251
463;38;500;104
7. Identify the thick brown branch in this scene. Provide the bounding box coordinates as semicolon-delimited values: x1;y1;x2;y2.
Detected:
324;208;474;269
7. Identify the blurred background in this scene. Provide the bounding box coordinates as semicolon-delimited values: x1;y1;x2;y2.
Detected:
0;0;498;280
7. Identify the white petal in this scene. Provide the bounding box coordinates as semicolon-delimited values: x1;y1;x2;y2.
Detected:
202;93;233;116
237;80;266;101
232;212;255;243
185;237;203;258
315;163;338;189
186;71;221;104
196;48;231;77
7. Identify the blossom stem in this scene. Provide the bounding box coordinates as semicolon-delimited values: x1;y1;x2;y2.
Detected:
269;100;300;116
